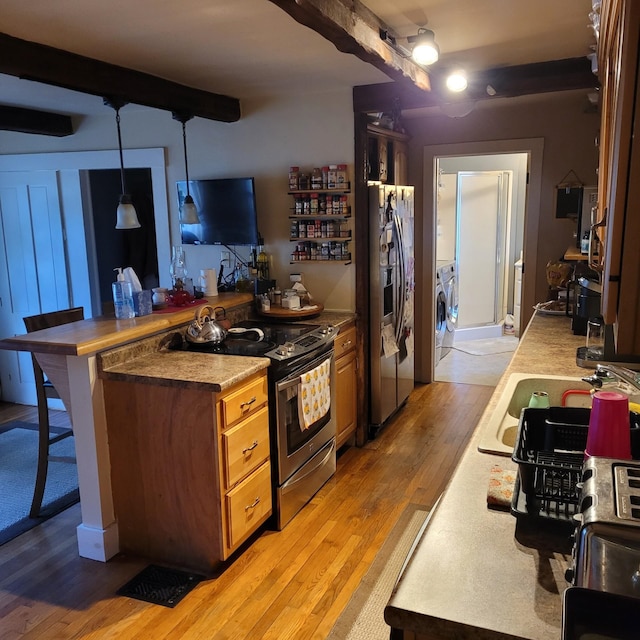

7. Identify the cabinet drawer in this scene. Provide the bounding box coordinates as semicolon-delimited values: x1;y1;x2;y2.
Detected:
226;461;272;549
334;325;356;358
222;405;270;489
220;375;268;427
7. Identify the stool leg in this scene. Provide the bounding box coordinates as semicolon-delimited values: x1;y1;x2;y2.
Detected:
29;360;50;519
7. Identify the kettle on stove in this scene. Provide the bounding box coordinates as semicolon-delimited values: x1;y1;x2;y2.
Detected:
185;305;263;345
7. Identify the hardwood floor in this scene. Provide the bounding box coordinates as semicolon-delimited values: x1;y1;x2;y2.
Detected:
0;382;493;639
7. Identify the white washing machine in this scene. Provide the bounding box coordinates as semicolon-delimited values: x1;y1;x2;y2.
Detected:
435;268;447;363
439;261;458;358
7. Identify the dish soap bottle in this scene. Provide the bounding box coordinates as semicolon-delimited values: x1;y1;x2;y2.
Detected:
112;267;135;319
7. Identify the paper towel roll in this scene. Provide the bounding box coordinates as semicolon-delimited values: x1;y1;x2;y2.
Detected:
199;268;218;297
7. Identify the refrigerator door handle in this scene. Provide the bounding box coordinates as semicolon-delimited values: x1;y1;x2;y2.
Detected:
393;212;406;343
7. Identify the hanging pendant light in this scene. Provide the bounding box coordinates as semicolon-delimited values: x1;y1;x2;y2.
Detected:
104;98;141;230
172;112;200;225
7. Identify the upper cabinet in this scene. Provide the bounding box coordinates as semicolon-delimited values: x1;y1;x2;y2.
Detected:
595;0;640;354
366;124;410;186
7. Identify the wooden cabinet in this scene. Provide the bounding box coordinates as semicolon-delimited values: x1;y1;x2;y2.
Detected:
367;124;410;185
334;322;358;448
595;0;640;354
104;371;272;573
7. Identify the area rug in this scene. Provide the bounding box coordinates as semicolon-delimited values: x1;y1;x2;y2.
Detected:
454;336;518;356
327;504;430;640
0;422;79;546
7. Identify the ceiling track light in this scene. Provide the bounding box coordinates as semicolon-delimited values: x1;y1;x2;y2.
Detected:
408;28;440;66
446;70;468;93
104;97;141;230
172;112;200;225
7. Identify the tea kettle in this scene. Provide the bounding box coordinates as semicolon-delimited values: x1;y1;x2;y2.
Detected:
185;305;264;345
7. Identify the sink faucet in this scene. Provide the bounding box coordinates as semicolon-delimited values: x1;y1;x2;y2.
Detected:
582;364;640;398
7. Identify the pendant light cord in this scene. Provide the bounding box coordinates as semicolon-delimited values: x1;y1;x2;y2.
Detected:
182;121;191;197
115;107;127;195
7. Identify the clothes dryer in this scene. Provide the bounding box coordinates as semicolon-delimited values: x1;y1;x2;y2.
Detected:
439;261;458;358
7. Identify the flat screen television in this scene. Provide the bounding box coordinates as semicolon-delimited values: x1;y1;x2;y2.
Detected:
177;177;260;246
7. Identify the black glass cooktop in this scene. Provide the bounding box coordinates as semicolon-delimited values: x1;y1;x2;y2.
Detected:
182;320;318;358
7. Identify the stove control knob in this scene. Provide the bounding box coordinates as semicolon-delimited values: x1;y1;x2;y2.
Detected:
564;566;575;583
276;342;295;356
319;325;333;335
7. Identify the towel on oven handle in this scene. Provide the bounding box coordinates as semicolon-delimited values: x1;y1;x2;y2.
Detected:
298;356;332;431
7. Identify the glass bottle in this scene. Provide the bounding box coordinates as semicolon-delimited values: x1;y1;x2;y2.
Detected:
170;245;187;289
257;245;270;280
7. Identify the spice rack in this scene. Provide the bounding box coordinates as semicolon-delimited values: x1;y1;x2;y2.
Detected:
287;165;352;264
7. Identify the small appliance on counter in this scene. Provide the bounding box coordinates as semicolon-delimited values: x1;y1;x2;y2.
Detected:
566;275;601;336
565;457;640;598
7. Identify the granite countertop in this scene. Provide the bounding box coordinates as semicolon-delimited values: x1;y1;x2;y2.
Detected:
385;313;590;640
98;310;356;393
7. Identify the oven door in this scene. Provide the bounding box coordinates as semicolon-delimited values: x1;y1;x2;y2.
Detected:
275;350;335;483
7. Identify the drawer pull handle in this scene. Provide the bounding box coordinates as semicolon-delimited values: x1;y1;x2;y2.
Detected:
242;440;259;454
240;396;257;409
245;497;260;511
341;339;352;348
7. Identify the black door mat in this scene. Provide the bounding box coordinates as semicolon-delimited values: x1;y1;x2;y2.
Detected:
116;564;205;608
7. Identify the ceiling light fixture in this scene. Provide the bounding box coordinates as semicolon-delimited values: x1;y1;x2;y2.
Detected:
446;70;468;93
104;98;141;230
409;28;440;66
172;112;200;225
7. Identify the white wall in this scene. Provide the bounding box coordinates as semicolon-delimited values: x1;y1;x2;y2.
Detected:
0;91;357;311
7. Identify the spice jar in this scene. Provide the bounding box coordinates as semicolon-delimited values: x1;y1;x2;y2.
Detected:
337;164;348;187
289;166;300;191
327;165;338;189
311;168;323;190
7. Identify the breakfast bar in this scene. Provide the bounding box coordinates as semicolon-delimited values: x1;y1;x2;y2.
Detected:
0;293;255;561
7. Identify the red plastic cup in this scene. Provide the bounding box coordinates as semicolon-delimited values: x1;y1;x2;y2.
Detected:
585;391;631;459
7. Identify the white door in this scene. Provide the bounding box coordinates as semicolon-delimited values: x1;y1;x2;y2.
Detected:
457;171;510;328
0;171;69;404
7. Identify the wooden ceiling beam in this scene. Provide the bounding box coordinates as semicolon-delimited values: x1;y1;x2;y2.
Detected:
267;0;431;92
353;57;598;113
0;32;241;123
0;104;74;136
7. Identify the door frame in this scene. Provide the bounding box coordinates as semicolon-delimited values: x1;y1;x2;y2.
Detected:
0;148;169;320
0;148;168;405
417;138;544;383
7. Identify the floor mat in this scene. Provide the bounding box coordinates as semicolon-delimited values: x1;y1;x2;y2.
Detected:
454;336;518;356
117;564;205;608
0;422;79;546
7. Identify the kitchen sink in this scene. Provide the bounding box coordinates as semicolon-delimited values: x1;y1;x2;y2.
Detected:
477;373;594;456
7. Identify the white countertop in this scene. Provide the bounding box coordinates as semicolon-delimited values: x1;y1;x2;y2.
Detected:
385;313;589;639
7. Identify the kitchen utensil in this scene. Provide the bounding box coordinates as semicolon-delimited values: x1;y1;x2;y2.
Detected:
586;391;631;459
185;305;226;345
586;316;604;358
185;305;264;345
152;287;169;307
561;389;592;406
528;391;550;408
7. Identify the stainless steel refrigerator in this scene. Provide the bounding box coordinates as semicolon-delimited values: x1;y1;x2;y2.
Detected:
369;185;415;437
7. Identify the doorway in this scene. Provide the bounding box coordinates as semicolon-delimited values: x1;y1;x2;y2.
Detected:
85;168;159;316
434;156;526;386
0;149;169;405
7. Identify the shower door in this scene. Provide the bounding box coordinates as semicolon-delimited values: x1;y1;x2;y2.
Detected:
456;171;511;328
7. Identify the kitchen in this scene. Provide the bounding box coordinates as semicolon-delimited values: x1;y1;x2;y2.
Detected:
0;0;632;638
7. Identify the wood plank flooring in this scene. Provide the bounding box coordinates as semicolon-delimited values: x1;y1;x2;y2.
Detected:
0;381;493;640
